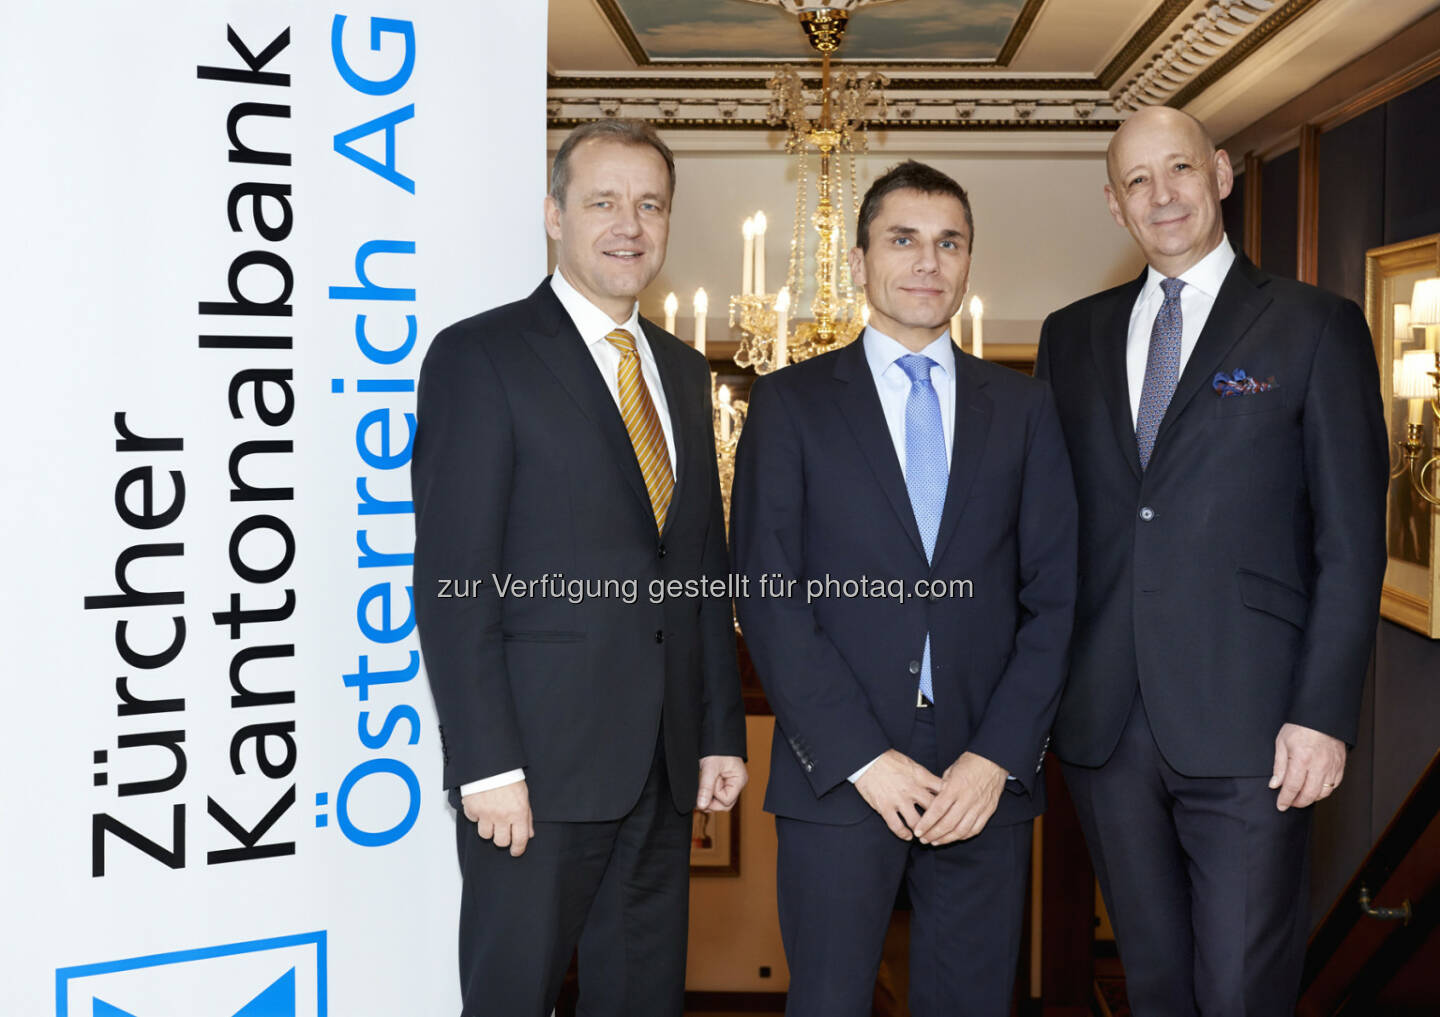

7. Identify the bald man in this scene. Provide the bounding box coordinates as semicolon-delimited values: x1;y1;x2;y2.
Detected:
1035;107;1387;1015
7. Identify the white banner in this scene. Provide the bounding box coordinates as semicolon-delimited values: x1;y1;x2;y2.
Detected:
3;3;546;1014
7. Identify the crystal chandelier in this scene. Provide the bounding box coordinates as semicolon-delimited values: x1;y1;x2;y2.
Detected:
727;5;888;375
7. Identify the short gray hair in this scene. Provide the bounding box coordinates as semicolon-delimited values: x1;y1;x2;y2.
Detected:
549;119;676;208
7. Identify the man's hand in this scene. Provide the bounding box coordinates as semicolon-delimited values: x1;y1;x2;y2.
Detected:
461;780;534;856
913;751;1008;846
697;755;748;812
1271;723;1346;811
854;749;944;841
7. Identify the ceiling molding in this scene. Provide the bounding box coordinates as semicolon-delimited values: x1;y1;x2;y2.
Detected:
1315;48;1440;131
1216;5;1440;157
548;73;1103;92
590;0;1052;69
1165;0;1325;110
550;127;1118;153
593;0;648;65
996;0;1051;66
1098;0;1196;88
548;113;1121;132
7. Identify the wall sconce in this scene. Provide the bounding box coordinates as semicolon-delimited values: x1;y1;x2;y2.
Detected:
1393;278;1440;506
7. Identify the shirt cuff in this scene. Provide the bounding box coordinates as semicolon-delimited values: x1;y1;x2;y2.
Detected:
848;754;883;784
460;768;525;796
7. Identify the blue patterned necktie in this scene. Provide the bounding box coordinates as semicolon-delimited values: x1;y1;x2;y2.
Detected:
898;354;947;702
1135;277;1185;471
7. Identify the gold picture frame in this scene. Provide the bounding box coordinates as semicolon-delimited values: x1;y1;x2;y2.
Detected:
689;803;740;877
1365;234;1440;638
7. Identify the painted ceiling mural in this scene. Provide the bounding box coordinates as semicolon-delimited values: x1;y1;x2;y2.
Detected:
611;0;1029;62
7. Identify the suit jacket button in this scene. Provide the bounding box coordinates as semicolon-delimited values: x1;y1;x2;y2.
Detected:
908;660;921;675
657;543;667;559
655;630;665;644
1139;506;1155;521
804;763;814;773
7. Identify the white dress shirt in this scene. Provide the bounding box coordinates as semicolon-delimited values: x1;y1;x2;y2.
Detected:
848;326;957;784
862;326;958;473
1125;237;1236;424
461;269;679;798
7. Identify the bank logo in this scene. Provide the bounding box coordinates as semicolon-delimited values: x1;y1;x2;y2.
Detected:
55;932;326;1017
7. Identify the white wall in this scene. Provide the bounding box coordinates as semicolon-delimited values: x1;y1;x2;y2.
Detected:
580;139;1148;349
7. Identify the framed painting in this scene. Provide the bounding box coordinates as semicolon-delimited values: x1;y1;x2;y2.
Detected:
689;803;740;877
1365;234;1440;638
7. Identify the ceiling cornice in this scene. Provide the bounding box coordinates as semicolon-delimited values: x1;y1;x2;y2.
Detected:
548;113;1121;132
593;0;648;65
995;0;1050;66
587;0;1050;69
547;73;1101;91
1165;0;1324;109
1098;0;1195;88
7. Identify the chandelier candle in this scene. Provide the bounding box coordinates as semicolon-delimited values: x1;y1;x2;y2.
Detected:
754;211;768;295
742;216;755;296
694;288;708;354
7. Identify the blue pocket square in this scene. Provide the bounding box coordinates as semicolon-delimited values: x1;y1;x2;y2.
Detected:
1213;368;1277;397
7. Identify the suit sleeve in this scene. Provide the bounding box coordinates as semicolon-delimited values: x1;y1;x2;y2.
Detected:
730;377;892;796
1034;315;1055;383
694;359;748;760
1291;298;1387;744
965;381;1078;795
412;327;526;790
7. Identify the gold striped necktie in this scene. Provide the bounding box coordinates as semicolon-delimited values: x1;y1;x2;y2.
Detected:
604;328;674;532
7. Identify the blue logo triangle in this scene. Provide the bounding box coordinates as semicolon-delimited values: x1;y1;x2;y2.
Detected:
231;968;296;1017
93;1001;142;1017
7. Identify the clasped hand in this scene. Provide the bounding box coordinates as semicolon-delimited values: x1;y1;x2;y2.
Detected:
855;749;1008;845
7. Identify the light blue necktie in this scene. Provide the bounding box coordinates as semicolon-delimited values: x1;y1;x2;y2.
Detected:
1135;278;1185;471
898;354;947;703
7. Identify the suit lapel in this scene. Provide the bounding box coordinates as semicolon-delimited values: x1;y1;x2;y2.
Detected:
832;340;928;560
931;348;992;565
1154;255;1272;447
1090;271;1146;481
518;280;654;523
643;318;691;539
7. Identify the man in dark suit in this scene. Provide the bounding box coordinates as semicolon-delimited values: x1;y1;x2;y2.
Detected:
731;161;1078;1017
1036;106;1387;1015
412;119;747;1017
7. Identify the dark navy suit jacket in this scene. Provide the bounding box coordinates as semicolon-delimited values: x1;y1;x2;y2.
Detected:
731;336;1078;827
1035;254;1387;776
412;279;746;821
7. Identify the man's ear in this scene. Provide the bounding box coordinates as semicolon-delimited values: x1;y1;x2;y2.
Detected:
1213;148;1235;201
543;194;563;242
848;245;867;290
1104;184;1126;231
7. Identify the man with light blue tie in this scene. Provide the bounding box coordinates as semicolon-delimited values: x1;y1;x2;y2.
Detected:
731;161;1078;1016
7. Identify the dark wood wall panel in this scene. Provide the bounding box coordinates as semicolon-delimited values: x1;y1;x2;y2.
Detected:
1317;106;1386;308
1221;176;1246;254
1384;73;1440;245
1261;148;1299;279
1246;56;1440;945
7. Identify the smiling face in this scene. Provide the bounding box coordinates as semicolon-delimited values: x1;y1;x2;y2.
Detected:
544;138;671;323
850;187;972;352
1105;107;1233;278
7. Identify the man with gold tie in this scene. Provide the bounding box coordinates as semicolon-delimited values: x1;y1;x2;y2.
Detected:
412;119;747;1017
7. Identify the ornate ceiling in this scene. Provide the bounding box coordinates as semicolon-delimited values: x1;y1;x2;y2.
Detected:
548;0;1440;143
597;0;1038;64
